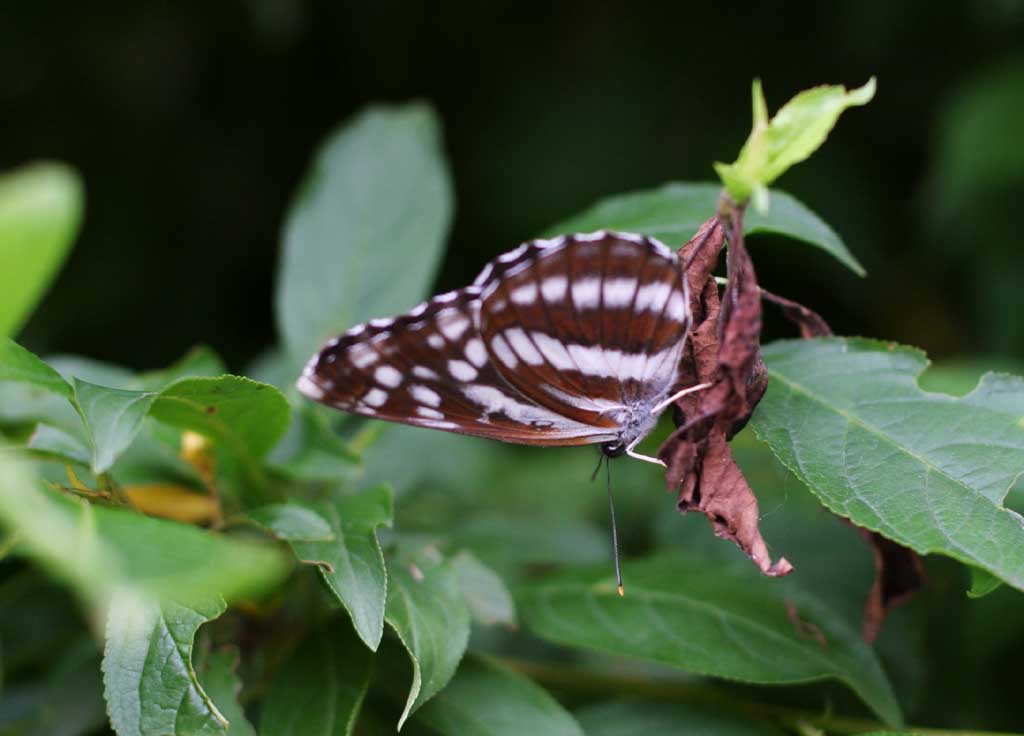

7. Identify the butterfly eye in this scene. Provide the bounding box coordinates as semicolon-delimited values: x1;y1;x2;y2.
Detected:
600;440;627;458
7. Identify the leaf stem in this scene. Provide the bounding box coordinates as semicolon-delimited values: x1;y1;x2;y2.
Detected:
499;657;1017;736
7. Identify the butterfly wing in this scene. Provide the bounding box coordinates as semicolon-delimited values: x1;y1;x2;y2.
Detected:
473;232;691;425
298;287;618;446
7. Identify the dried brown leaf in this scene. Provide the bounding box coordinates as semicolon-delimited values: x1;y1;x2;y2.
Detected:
659;213;792;577
859;529;925;644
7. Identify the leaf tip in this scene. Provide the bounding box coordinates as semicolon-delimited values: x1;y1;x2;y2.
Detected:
751;78;768;128
849;76;877;106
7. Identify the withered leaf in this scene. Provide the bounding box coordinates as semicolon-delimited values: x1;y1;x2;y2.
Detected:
659;213;792;577
859;529;926;645
760;287;834;339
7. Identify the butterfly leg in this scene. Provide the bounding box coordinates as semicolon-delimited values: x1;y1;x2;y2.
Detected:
625;438;667;467
650;382;714;416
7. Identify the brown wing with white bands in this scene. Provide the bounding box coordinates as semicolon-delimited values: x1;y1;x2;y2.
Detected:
473;232;691;423
297;287;616;446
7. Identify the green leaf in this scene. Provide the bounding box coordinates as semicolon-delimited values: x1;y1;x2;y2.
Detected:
415;656;583;736
518;555;901;725
267;407;359;481
0;337;72;398
197;646;256;736
714;78;876;208
71;379;157;474
150;375;291;459
386;554;470;729
260;622;372;736
103;592;229;736
545;182;863;275
276;103;454;377
247;502;335;541
0;453;288;605
451;551;517;628
280;486;392;650
574;700;785;736
452;514;608;574
27;423;91;466
968;567;1003;599
136;345;227;391
751;338;1024;592
0;162;83;337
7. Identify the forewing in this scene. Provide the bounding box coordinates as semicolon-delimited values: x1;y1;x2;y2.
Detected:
473;232;691;423
297;288;616;446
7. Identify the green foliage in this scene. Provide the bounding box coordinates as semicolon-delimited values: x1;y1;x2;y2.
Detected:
151;376;291;459
519;556;900;724
276;102;454;378
451;551;517;628
197;647;256;736
751;338;1024;591
102;594;230;736
261;623;372;736
385;552;471;729
0;455;286;606
546;182;865;275
415;657;583;736
2;90;1021;736
0;336;73;398
0;162;83;338
272;487;392;650
714;79;875;210
72;379;158;474
575;701;785;736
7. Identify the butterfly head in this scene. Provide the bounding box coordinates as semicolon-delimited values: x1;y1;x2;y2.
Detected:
600;440;627;458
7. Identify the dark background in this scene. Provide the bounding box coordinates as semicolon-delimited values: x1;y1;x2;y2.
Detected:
2;1;1022;371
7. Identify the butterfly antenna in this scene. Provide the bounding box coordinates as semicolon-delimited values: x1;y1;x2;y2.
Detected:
590;452;604;482
606;458;624;596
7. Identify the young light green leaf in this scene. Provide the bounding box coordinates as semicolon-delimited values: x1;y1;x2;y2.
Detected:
280;486;393;650
575;700;785;736
150;375;291;459
386;555;470;730
71;379;157;474
414;656;583;736
0;162;83;337
518;555;901;725
247;502;335;542
0;453;288;605
103;592;228;736
276;103;454;377
545;182;863;275
197;646;256;736
714;79;876;208
451;551;517;628
0;337;72;398
751;338;1024;592
260;623;372;736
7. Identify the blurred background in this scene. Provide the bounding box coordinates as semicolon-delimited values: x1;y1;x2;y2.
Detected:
2;1;1022;372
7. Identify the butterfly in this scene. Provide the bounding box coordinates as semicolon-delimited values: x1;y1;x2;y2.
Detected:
297;231;709;465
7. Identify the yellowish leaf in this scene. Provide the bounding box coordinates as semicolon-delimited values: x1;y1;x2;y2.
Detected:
124;484;219;524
